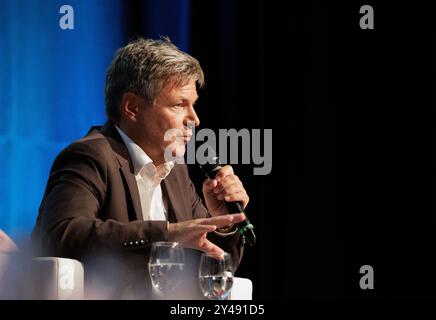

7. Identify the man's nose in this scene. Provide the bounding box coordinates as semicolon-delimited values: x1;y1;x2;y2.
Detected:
185;106;200;128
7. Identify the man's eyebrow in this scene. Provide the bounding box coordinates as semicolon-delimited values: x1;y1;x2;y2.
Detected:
177;95;199;103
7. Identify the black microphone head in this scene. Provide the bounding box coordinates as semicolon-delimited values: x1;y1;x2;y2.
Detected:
199;156;222;179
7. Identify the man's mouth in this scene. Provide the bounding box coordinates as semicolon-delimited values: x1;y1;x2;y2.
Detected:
176;132;192;143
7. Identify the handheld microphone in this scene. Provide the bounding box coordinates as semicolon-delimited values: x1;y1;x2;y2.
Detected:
199;156;256;247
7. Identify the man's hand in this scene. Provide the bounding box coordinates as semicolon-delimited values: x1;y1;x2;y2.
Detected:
168;213;245;255
202;165;249;217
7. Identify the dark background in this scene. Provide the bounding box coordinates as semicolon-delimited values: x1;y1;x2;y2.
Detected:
185;1;433;299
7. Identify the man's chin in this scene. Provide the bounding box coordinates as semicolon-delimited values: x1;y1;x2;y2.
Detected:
163;144;186;163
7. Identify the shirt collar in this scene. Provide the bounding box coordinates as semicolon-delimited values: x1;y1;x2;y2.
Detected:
115;125;174;179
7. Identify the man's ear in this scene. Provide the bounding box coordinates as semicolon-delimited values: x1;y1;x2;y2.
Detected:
121;92;141;122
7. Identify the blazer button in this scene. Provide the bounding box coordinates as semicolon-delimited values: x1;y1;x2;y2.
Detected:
135;241;139;246
140;240;145;245
129;241;133;246
123;242;127;247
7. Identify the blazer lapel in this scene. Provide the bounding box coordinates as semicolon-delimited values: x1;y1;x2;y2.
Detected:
162;169;191;223
119;165;143;221
100;122;143;221
161;181;173;222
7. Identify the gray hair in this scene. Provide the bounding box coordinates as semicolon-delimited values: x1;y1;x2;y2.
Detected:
105;37;205;123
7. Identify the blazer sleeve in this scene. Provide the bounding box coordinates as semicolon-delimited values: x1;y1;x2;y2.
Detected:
33;141;168;260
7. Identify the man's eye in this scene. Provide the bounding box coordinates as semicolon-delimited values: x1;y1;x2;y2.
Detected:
174;103;183;108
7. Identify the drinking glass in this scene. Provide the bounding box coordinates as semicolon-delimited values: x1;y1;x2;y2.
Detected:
148;242;185;297
199;252;234;300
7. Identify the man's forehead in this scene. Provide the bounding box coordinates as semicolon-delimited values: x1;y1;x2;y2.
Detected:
163;78;198;99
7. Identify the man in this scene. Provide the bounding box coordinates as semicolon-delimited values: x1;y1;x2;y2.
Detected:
32;38;249;299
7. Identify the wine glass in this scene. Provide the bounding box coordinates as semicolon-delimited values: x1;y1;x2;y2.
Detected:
199;252;234;300
148;242;185;298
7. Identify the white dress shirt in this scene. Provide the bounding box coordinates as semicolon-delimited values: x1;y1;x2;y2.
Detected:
115;126;174;221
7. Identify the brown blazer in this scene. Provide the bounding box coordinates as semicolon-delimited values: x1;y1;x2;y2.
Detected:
32;121;243;298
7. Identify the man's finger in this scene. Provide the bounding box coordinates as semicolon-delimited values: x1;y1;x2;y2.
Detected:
203;178;218;192
201;213;246;227
216;175;240;190
199;240;225;256
222;191;247;203
192;224;217;234
216;183;243;199
214;165;234;181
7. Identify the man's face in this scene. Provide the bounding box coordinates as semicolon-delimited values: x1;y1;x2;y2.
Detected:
134;78;200;164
